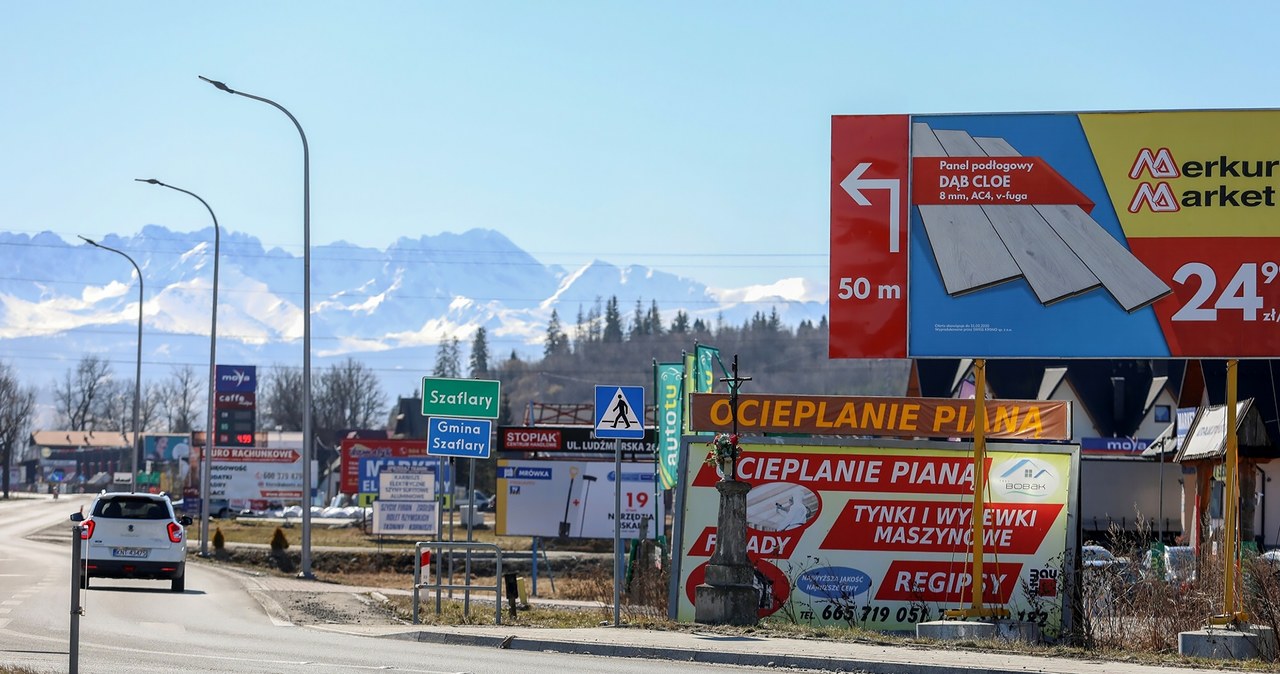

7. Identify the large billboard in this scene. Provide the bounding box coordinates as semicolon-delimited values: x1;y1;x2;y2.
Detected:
673;441;1077;635
831;111;1280;359
496;459;663;540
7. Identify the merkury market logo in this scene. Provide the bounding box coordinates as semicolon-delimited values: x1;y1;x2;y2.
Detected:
1127;147;1279;212
991;457;1058;500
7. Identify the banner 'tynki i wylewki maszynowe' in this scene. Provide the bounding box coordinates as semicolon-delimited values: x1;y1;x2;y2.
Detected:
675;442;1073;634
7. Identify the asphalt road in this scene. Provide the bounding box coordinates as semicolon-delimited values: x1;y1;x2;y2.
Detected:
0;494;807;673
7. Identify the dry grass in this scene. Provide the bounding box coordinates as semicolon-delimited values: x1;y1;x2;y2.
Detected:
191;515;612;554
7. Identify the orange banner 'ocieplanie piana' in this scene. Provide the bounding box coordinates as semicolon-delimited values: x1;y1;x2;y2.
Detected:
689;393;1069;441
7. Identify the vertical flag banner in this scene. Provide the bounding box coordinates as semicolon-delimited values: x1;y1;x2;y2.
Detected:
655;362;686;490
695;344;721;394
681;352;696;435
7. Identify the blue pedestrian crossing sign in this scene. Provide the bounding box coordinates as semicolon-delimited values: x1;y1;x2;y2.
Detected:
594;385;645;440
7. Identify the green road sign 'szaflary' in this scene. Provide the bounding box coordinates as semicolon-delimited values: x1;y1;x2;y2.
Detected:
421;377;501;420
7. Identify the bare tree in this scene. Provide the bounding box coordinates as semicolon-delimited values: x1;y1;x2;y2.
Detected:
160;365;203;432
53;355;113;430
261;364;304;431
313;358;387;434
0;362;37;498
93;377;165;433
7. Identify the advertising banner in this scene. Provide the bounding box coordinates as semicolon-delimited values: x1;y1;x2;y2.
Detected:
655;362;685;490
695;344;721;393
497;425;656;454
215;365;256;392
208;446;306;500
496;460;664;540
358;456;444;495
377;467;436;502
142;434;194;462
831;111;1280;359
675;441;1075;634
341;438;454;495
372;500;439;536
690;393;1071;441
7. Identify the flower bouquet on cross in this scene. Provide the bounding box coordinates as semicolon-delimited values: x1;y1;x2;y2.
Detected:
705;432;741;476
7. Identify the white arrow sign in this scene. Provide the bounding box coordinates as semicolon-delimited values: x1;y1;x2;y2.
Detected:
840;162;902;253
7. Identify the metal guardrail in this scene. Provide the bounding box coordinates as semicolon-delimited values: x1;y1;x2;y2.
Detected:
412;541;503;625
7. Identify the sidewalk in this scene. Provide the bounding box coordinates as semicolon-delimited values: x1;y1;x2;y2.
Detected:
226;570;1237;674
317;622;1227;674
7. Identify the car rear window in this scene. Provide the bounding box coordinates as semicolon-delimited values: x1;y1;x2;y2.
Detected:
93;497;171;520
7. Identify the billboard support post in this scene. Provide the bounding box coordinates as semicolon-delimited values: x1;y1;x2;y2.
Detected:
1212;360;1248;627
945;359;1009;621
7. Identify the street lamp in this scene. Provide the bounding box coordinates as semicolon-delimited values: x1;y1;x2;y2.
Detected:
135;178;220;557
200;75;315;579
78;235;143;494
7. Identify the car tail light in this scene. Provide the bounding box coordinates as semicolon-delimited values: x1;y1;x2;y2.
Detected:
167;521;183;543
80;520;94;539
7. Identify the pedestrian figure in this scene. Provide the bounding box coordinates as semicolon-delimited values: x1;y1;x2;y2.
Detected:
611;393;632;428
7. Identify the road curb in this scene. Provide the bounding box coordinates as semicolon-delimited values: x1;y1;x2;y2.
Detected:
382;629;1037;674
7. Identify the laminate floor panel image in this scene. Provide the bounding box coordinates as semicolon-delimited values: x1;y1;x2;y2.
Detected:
911;123;1023;296
933;130;1102;305
974;136;1172;312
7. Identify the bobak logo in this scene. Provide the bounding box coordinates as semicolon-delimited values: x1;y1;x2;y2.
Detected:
1127;146;1279;213
991;457;1059;500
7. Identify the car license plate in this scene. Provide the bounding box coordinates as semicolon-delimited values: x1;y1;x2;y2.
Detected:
111;547;149;558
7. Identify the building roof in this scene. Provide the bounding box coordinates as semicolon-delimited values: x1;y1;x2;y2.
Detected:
1172;399;1275;462
31;430;136;449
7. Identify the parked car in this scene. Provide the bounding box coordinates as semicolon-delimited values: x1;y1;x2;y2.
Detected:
1142;545;1196;583
1082;544;1127;568
71;492;192;592
452;489;493;511
172;498;234;519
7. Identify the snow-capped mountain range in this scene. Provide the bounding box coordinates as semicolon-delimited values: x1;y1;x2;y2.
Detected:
0;226;827;398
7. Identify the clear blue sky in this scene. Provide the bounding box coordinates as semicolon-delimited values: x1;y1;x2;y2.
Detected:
3;2;1276;291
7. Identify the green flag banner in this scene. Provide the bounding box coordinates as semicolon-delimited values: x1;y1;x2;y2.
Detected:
695;344;721;394
654;361;685;490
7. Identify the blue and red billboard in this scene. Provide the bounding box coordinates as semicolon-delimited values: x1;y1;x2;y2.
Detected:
831;111;1280;359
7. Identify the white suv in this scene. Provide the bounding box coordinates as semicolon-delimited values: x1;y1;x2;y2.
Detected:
71;492;192;592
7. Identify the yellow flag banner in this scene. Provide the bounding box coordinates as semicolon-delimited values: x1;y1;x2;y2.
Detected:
689;393;1070;441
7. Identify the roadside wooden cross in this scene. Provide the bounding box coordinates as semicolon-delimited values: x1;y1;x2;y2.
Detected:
718;354;752;470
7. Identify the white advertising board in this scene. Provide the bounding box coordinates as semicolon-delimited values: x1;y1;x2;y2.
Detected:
496;459;662;540
208;446;307;500
674;441;1076;635
378;468;435;502
372;500;439;536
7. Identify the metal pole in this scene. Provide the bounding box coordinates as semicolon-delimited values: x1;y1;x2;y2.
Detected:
614;437;622;627
200;76;314;578
970;359;987;612
135;179;220;555
464;456;474;615
78;236;142;493
1224;359;1240;619
70;524;82;674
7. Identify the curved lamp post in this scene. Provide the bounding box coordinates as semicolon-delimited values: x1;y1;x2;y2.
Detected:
78;235;143;494
200;75;315;579
135;178;220;557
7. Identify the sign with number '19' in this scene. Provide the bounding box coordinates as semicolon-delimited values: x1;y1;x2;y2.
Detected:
831;110;1280;358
